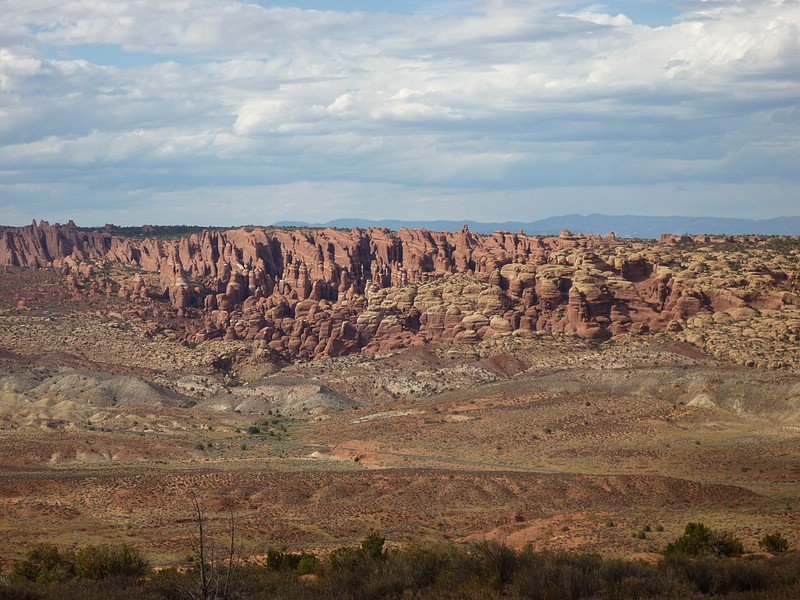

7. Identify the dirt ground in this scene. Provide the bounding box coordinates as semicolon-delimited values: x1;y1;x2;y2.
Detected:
1;269;799;569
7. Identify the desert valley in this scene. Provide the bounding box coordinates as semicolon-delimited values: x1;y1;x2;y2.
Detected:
1;220;799;598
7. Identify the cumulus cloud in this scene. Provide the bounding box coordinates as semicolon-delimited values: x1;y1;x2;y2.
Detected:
0;0;798;225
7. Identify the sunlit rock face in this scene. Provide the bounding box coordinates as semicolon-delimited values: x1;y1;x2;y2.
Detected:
2;221;797;360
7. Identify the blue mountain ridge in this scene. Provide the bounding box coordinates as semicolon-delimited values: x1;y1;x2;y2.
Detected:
273;214;800;239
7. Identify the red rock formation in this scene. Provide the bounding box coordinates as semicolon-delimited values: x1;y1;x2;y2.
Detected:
2;221;794;360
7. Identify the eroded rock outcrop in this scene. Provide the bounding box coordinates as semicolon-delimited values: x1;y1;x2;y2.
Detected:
2;221;797;360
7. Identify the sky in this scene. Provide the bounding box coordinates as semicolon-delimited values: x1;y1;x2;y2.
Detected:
1;0;799;226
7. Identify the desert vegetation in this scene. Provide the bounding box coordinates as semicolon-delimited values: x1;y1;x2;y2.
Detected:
664;523;744;558
10;543;148;584
2;532;800;600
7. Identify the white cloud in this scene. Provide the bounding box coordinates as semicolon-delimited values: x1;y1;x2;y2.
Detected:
0;0;799;225
570;10;634;26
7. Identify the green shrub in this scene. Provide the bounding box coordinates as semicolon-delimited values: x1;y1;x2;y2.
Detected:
264;549;317;573
12;544;147;585
665;522;743;557
665;522;712;556
296;553;318;575
759;531;790;553
73;544;148;579
360;532;386;559
709;531;744;557
12;544;75;584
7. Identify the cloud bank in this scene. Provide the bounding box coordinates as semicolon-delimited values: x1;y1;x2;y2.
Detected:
1;0;798;225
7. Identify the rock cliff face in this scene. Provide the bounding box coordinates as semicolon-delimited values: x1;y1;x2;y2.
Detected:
2;220;797;360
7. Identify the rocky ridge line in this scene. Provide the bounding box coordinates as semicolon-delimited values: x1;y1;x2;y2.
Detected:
2;220;798;361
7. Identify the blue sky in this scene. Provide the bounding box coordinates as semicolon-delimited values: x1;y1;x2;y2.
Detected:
1;0;798;226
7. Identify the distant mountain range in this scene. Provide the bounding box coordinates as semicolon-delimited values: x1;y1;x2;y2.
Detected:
274;214;800;239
